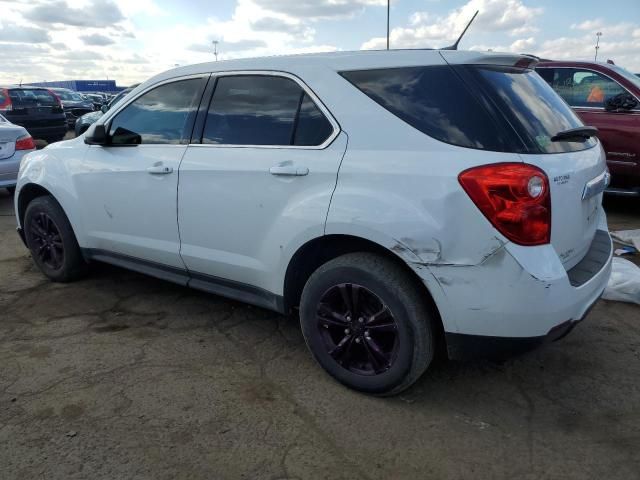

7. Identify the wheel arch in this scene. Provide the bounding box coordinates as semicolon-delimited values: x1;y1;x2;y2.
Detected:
282;234;446;354
17;183;55;228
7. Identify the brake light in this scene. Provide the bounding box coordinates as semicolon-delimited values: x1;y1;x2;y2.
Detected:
15;135;36;151
0;88;12;111
458;163;551;246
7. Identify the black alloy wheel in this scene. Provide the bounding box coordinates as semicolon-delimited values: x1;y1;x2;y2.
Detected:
316;283;399;375
29;212;65;271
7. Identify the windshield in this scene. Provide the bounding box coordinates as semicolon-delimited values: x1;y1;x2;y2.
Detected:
609;64;640;91
55;90;85;101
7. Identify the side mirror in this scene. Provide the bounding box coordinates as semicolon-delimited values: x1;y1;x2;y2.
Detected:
84;124;108;145
605;92;638;112
100;104;109;113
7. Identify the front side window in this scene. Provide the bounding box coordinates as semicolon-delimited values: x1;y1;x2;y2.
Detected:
537;68;626;108
202;75;333;146
109;78;202;145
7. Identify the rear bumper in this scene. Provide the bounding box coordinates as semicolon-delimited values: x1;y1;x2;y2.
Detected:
413;212;612;359
0;150;31;187
445;291;601;361
25;124;67;141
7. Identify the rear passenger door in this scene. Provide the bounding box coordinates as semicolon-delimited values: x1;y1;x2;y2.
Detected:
178;72;347;300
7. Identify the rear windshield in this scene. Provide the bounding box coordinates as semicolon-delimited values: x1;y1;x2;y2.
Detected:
54;90;84;101
340;65;596;154
9;88;58;107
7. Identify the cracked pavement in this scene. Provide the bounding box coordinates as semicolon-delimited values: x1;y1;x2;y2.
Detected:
1;189;639;479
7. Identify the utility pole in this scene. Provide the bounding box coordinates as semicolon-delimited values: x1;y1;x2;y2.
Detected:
386;0;390;50
212;40;219;61
594;32;602;61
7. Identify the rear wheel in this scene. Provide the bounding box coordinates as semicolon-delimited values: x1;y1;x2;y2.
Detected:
24;195;88;282
300;252;434;396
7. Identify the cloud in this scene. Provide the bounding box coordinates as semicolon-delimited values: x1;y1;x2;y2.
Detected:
252;0;385;19
25;0;125;28
0;24;51;43
362;0;542;50
251;16;309;36
80;33;115;46
189;39;268;54
571;19;634;36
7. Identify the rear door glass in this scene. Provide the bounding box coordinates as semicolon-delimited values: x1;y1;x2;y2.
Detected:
293;93;334;146
202;75;334;146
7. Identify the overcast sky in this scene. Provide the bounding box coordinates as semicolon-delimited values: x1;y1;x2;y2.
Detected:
1;0;639;86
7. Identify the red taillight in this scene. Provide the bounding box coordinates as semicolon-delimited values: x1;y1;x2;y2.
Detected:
0;88;12;111
15;135;36;151
458;163;551;246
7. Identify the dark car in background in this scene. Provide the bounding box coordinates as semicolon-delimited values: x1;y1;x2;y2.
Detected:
50;88;95;129
0;86;67;143
536;61;640;196
83;93;105;110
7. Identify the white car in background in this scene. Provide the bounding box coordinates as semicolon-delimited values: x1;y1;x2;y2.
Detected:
0;114;36;194
14;50;612;395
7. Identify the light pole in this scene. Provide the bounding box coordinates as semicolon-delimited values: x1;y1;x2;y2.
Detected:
386;0;390;50
594;32;602;61
212;40;219;61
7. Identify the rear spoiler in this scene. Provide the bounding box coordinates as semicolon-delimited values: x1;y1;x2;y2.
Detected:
439;51;540;69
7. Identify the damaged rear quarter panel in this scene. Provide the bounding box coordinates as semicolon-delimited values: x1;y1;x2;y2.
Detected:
324;125;522;333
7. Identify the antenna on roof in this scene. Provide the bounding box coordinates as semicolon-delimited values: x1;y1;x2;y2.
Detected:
442;10;478;50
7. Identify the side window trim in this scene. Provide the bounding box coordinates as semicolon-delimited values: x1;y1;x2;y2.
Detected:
537;66;640;111
191;70;340;150
101;74;209;146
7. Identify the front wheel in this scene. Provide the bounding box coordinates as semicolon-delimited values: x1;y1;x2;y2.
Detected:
300;253;435;396
24;195;88;282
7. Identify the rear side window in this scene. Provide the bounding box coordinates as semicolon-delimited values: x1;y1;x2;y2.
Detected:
341;65;596;154
536;67;626;108
202;75;333;146
8;88;57;107
109;78;203;145
340;66;510;152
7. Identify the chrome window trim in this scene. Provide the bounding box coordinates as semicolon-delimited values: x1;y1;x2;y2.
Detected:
536;66;640;112
193;70;341;150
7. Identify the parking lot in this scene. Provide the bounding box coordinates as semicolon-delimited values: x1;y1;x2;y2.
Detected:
0;186;638;479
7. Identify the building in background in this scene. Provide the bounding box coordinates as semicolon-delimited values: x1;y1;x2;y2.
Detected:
29;80;124;93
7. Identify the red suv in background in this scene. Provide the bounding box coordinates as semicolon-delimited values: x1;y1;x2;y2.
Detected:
536;61;640;196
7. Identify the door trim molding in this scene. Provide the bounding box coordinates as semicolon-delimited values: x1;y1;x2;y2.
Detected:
82;248;285;313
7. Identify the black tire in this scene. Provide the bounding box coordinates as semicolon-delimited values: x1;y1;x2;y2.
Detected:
6;186;15;195
300;252;434;396
24;195;88;282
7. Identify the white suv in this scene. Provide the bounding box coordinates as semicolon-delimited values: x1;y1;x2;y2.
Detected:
14;50;612;395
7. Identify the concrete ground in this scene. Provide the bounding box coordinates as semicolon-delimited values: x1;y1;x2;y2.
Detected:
0;187;639;480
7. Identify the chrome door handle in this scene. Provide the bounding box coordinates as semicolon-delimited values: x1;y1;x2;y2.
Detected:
269;165;309;176
147;165;173;175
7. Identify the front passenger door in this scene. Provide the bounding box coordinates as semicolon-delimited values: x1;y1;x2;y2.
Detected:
76;76;207;268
